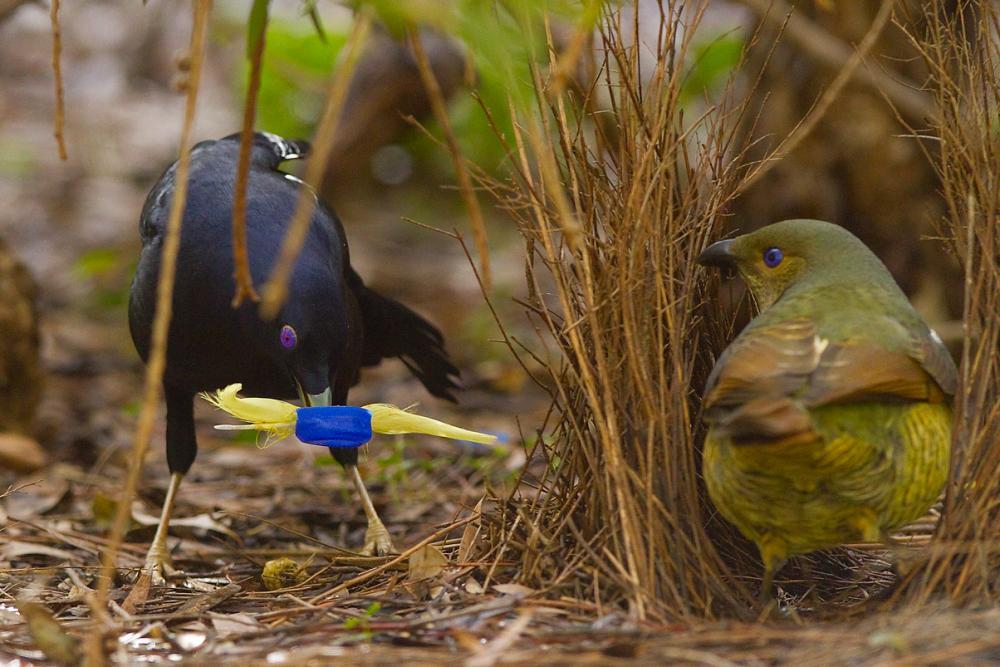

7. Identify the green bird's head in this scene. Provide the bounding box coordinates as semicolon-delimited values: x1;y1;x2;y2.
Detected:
697;219;901;310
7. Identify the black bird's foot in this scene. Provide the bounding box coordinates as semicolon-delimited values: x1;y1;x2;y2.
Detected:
144;540;178;586
361;518;396;556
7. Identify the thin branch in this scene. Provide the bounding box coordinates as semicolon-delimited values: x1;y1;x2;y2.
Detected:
738;0;899;193
409;28;492;292
258;11;371;320
738;0;933;121
49;0;66;160
85;2;212;664
231;1;269;307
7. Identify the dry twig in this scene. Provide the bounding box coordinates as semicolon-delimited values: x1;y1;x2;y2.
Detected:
259;11;371;320
896;0;1000;606
49;0;66;160
409;28;493;292
739;0;899;192
230;2;269;307
86;2;212;664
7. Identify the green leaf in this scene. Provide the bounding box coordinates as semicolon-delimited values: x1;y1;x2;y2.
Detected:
74;248;120;278
303;0;327;43
247;0;271;58
313;454;337;467
682;32;744;101
91;490;118;528
361;0;457;37
238;19;347;140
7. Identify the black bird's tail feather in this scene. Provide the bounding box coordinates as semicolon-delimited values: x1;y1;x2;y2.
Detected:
352;272;460;402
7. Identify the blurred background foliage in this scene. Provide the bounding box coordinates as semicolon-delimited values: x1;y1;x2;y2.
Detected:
46;0;752;329
230;0;744;186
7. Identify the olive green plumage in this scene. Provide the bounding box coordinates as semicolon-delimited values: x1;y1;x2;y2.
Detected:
698;220;956;600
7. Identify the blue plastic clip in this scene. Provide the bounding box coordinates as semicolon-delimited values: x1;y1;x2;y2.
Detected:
295;406;373;448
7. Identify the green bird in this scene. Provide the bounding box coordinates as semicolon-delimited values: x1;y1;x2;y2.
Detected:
697;220;956;602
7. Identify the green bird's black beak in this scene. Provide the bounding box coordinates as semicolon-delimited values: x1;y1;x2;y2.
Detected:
697;239;737;267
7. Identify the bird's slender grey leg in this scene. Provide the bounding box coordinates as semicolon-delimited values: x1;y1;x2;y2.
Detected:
301;382;395;556
348;464;395;556
145;471;183;584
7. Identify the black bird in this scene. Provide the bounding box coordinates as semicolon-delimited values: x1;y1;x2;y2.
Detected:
129;132;459;582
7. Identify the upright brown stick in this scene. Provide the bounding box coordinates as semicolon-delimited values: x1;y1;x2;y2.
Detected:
84;2;211;663
259;12;371;320
739;0;898;193
410;28;492;292
49;0;67;160
231;2;269;307
738;0;932;120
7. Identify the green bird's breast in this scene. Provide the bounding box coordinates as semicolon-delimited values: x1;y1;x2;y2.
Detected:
703;401;951;560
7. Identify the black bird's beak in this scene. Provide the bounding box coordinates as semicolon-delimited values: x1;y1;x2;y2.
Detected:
294;376;332;407
307;388;332;407
697;239;737;267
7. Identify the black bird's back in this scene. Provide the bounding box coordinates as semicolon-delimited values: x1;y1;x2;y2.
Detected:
128;134;354;399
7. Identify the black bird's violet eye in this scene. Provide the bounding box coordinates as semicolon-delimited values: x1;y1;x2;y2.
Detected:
279;324;298;349
763;247;783;268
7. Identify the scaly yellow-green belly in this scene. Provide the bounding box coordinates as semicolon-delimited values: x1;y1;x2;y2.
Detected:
703;401;951;562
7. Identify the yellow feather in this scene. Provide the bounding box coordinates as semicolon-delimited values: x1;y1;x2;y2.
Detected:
200;384;298;447
363;403;497;445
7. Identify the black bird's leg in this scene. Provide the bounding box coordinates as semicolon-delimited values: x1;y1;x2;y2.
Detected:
145;384;197;584
305;380;395;556
353;467;395;555
332;447;395;556
146;472;183;584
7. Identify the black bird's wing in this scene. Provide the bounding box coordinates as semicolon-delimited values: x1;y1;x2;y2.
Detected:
347;268;460;402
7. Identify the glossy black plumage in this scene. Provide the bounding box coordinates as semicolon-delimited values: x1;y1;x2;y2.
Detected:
129;132;459;475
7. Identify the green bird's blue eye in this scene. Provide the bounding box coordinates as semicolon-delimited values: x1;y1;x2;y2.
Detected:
763;247;783;268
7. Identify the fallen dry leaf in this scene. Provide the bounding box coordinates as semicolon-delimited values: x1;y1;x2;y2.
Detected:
2;474;69;517
211;612;261;638
457;497;484;564
15;599;80;666
492;583;535;597
131;502;240;542
2;541;78;562
0;433;48;473
407;543;448;582
122;572;152;614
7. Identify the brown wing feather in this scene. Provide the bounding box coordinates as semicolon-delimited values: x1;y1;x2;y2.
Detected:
914;330;958;396
803;343;945;405
704;318;952;443
704;318;822;409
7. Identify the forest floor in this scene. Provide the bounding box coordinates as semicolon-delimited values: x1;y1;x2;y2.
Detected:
1;2;998;665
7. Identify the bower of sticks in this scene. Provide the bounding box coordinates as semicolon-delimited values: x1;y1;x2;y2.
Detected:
1;1;997;665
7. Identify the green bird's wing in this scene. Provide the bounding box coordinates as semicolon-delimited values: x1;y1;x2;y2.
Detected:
703;317;954;443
